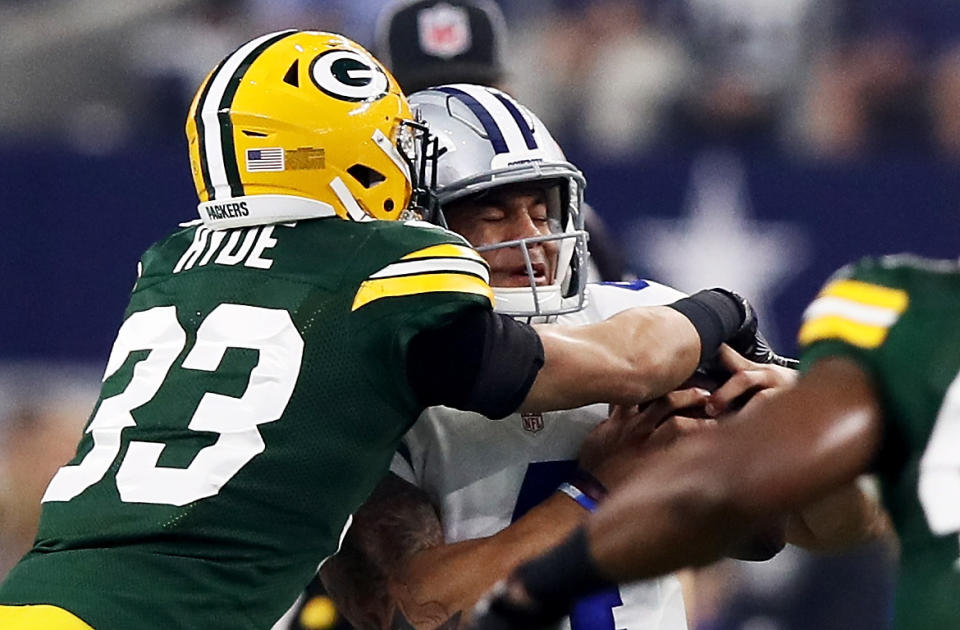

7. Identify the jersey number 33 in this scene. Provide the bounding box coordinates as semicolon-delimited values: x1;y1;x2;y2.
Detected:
42;304;303;506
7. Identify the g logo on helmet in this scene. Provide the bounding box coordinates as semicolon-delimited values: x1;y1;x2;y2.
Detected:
309;49;389;102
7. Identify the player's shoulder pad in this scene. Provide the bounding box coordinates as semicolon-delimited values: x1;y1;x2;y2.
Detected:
875;253;960;275
591;279;686;305
351;221;491;311
597;278;651;292
580;279;686;320
134;222;203;288
369;218;472;247
359;219;478;267
402;219;471;243
830;254;960;286
799;257;911;350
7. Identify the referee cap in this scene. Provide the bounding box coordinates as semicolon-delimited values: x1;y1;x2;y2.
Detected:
375;0;508;93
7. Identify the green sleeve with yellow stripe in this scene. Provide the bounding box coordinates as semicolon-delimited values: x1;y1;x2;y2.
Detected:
347;220;495;414
797;255;960;630
798;260;910;377
352;241;492;311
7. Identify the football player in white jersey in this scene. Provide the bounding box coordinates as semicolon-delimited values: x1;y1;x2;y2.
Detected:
311;85;795;630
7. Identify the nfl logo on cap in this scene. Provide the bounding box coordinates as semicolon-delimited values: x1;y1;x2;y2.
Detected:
376;0;507;93
418;3;471;58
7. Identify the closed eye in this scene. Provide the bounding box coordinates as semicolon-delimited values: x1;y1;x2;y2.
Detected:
480;208;506;221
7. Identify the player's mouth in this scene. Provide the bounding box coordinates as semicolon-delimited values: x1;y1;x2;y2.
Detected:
496;262;550;287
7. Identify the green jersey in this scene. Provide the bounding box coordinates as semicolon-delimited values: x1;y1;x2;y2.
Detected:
0;218;493;629
799;255;960;630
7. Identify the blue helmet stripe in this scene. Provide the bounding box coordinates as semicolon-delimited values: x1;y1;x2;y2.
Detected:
492;92;538;150
436;86;509;154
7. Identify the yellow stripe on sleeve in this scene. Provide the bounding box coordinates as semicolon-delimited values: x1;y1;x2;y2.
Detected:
352;272;494;311
400;243;486;263
798;278;909;349
818;279;909;312
798;314;891;349
0;604;96;630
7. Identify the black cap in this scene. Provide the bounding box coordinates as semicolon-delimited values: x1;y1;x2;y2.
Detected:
375;0;507;93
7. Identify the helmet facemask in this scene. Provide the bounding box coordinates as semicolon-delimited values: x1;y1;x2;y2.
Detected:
447;177;589;323
395;118;442;223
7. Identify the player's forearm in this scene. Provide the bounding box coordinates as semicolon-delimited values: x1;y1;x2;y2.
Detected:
391;493;586;627
585;438;747;582
588;359;885;583
523;307;701;412
583;422;821;583
486;467;748;627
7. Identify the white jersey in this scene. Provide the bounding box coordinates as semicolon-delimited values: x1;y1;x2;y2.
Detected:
391;281;689;630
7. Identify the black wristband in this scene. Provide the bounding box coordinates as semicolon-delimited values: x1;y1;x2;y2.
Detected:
515;526;613;620
668;289;744;361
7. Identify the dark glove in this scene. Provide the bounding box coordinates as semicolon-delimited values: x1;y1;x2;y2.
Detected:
711;288;799;369
736;329;800;370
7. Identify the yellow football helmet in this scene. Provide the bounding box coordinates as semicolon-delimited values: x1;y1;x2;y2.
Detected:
186;30;434;228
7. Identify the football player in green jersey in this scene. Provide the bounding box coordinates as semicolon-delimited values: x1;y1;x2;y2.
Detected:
0;31;757;630
474;254;960;630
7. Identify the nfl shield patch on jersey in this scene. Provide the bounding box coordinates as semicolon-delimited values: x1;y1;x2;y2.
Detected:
521;412;544;434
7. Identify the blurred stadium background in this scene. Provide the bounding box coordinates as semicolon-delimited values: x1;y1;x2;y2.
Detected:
2;0;957;628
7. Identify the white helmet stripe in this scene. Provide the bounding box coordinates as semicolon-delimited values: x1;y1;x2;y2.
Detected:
490;90;539;150
444;83;533;154
197;30;295;200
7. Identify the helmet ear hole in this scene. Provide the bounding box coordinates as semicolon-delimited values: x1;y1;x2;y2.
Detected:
283;59;299;87
347;164;386;189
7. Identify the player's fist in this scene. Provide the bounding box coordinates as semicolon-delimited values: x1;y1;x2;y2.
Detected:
710;288;798;369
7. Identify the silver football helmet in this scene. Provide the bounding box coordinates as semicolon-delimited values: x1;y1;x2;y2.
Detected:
409;84;589;320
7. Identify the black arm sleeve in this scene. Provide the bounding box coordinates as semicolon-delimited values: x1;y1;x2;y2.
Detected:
407;309;544;419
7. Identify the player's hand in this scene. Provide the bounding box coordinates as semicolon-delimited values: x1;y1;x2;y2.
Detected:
702;289;798;371
580;389;714;488
705;345;798;417
716;289;799;368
